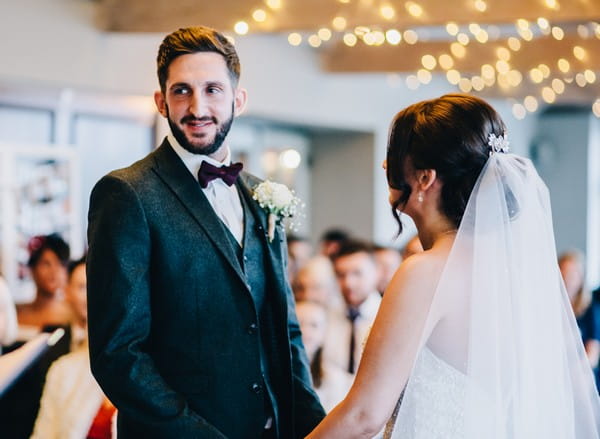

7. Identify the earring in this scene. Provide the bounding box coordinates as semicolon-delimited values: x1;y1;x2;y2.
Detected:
417;192;424;203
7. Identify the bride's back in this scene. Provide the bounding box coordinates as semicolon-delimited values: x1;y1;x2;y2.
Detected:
401;240;470;374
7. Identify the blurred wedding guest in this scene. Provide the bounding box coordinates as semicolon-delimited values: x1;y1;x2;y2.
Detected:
293;256;341;308
31;256;116;439
0;255;83;439
592;284;600;390
319;228;351;259
0;276;18;352
401;234;423;260
324;240;382;374
559;250;600;370
296;300;353;412
373;246;402;295
30;345;115;439
287;234;314;281
51;255;89;351
17;234;71;331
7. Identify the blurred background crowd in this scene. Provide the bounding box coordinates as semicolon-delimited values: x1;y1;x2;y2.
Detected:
2;227;600;438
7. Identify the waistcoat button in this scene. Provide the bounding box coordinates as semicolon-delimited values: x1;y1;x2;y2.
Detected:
251;383;262;394
248;323;258;334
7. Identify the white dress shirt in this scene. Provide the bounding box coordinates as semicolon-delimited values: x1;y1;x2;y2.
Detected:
323;292;382;374
168;134;244;246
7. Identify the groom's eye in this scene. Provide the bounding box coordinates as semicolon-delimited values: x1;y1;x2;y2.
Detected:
172;86;191;96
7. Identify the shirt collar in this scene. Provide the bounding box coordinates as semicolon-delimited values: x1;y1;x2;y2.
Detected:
167;133;231;179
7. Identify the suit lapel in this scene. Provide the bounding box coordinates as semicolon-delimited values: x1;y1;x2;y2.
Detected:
236;174;268;235
150;140;246;285
237;174;289;295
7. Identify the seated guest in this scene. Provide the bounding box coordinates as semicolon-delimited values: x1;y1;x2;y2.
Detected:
592;284;600;390
0;275;18;352
47;255;89;351
296;300;353;412
293;256;342;309
559;250;600;370
32;255;116;438
0;255;82;439
17;234;71;330
30;345;115;439
287;234;314;281
373;245;402;295
324;240;382;374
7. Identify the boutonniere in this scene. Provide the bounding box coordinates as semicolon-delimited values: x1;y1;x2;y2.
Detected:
252;180;301;242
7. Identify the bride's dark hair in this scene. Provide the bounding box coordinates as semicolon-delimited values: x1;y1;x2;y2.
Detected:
386;93;506;233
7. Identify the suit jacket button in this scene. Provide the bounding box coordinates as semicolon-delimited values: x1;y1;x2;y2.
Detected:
251;383;262;394
248;323;258;334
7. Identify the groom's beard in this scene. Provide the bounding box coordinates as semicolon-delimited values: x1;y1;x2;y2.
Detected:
166;103;235;156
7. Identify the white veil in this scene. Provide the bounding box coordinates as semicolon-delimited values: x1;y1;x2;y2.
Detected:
387;152;600;438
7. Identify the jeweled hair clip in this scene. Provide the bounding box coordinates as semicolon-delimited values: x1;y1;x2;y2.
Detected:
488;133;510;155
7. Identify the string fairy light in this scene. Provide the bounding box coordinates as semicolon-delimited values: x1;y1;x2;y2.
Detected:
593;100;600;118
234;1;599;108
524;96;539;112
386;29;402;45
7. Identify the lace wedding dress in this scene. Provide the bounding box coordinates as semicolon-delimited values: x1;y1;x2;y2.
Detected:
381;347;467;439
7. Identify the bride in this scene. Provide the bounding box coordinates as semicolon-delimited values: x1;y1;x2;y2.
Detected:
306;94;600;438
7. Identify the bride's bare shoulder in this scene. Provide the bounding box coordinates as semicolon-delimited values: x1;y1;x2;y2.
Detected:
385;249;447;298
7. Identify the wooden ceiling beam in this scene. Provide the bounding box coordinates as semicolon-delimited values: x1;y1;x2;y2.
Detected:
98;0;600;33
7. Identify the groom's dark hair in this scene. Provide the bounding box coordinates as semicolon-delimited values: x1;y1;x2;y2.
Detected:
386;94;506;234
157;26;241;93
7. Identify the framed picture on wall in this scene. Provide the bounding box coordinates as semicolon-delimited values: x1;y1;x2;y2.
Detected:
0;143;82;303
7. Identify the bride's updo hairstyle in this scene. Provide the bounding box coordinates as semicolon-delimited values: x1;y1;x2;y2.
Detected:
386;93;506;233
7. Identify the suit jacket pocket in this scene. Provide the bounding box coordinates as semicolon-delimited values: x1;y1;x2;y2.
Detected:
163;372;208;394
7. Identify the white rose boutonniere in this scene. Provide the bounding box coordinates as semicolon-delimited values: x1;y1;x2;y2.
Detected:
252;180;301;242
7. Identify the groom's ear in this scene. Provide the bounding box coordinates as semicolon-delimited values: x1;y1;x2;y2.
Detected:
154;91;168;118
416;169;437;192
233;87;248;117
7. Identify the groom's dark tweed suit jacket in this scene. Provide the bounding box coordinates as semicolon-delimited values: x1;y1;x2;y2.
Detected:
86;139;325;439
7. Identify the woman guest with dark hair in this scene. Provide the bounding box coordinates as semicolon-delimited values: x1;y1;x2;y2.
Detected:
17;233;71;330
296;300;353;412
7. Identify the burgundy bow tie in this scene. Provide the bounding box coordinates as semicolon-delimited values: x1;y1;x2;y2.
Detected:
197;160;243;188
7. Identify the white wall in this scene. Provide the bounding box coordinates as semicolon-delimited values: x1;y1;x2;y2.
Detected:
588;116;600;287
0;0;539;244
311;131;375;243
533;108;593;279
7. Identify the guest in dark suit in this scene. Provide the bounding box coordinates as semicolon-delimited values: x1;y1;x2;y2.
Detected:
86;26;325;439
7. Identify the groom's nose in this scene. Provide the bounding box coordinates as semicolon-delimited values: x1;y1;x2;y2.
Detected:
189;91;210;118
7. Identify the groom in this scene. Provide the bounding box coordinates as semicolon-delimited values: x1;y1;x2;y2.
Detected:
86;26;325;438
